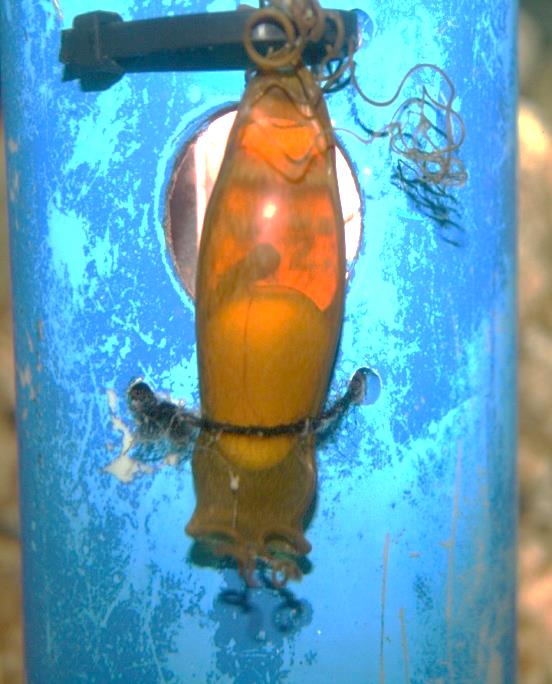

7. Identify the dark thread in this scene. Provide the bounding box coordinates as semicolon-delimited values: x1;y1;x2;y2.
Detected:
391;159;465;244
127;367;368;449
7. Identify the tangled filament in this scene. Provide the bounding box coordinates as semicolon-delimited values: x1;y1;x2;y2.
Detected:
351;63;467;187
244;0;466;187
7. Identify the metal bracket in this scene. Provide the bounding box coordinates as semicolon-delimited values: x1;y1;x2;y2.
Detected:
59;9;358;90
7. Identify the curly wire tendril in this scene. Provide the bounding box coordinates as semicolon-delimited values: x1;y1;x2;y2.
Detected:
245;0;466;186
244;7;302;71
350;62;467;187
244;0;348;90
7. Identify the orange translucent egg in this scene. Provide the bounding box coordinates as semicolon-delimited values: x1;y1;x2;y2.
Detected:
195;67;346;469
187;66;346;581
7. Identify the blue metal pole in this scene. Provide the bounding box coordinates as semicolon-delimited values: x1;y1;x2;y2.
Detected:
1;0;516;682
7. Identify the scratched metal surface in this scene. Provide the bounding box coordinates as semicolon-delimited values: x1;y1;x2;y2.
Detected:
0;0;516;682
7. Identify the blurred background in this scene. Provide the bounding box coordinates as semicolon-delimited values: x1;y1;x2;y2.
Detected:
0;2;551;681
516;1;552;680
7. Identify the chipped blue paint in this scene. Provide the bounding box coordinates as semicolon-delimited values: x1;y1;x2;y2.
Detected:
1;0;516;682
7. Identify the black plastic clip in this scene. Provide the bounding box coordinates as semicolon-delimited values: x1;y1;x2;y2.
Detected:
60;8;358;90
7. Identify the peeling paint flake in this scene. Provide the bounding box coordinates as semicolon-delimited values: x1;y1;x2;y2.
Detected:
164;453;180;466
104;388;152;483
104;444;152;483
18;363;32;388
51;0;63;21
17;363;37;400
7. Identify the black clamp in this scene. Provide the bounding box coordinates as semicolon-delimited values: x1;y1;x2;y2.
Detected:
60;8;358;90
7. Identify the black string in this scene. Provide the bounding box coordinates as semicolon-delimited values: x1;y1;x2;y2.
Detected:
127;367;368;447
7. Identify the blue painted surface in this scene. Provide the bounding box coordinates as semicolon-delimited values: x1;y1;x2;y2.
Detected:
1;0;516;682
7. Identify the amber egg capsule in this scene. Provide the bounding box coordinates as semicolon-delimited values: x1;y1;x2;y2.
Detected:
186;64;346;579
195;66;346;471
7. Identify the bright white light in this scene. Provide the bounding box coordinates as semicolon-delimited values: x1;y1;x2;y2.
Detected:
262;201;277;219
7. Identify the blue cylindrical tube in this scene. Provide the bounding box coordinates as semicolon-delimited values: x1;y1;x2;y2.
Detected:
1;0;516;681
